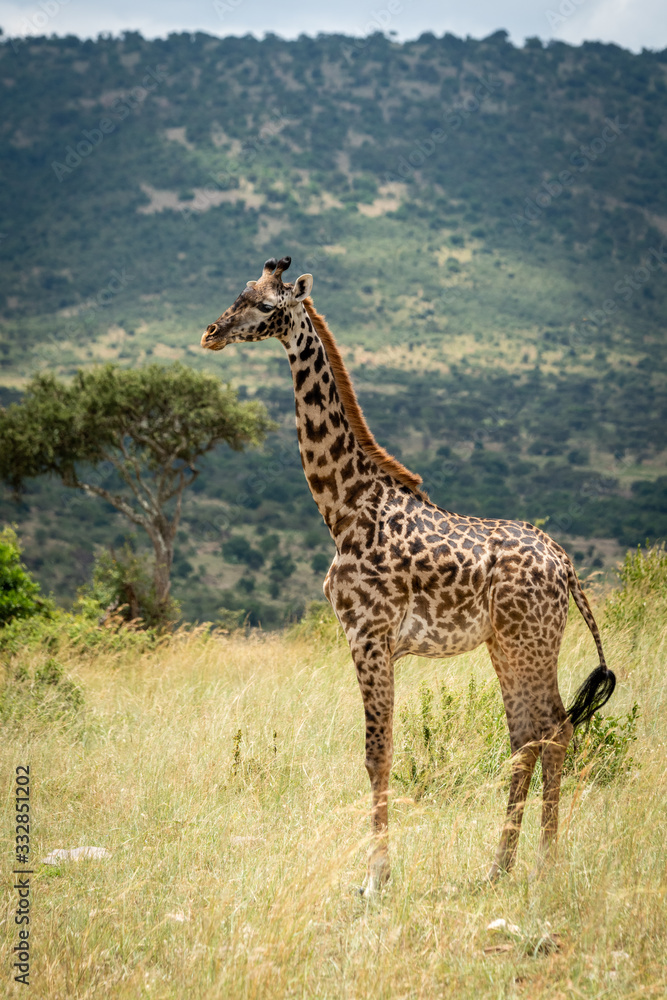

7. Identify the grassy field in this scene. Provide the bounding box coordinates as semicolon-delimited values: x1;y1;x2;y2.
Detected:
1;552;666;999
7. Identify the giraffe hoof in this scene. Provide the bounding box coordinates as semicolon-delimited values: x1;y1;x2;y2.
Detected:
360;865;390;900
486;863;507;883
360;883;382;902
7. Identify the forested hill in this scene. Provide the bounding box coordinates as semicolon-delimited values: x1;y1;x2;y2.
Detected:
1;28;666;624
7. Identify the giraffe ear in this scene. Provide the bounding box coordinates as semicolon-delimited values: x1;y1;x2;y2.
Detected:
293;273;313;301
246;280;258;288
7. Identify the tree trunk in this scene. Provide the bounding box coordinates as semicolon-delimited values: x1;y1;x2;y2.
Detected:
150;528;174;612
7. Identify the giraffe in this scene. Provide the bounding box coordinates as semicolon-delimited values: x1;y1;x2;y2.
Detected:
201;256;616;895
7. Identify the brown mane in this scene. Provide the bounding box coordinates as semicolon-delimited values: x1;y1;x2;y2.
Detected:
303;298;427;498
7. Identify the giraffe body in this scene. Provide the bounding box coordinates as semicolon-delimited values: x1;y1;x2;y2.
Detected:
202;257;616;892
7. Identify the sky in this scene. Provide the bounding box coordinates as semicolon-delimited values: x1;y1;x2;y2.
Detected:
1;0;666;53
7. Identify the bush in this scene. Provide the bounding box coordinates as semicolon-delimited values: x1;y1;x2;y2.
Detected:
605;542;667;633
563;702;639;786
310;552;331;574
393;677;639;799
222;535;265;570
393;677;507;799
0;526;52;626
0;657;84;726
216;607;248;632
287;600;342;645
0;602;162;658
270;553;296;580
84;547;180;629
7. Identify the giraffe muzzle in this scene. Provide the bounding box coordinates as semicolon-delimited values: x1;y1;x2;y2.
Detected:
201;324;226;350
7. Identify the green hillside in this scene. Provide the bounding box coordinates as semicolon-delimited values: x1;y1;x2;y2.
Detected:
1;28;666;623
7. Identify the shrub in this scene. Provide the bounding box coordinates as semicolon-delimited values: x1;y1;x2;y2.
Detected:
393;677;508;799
0;576;163;658
270;553;296;580
287;600;342;645
222;535;265;569
311;552;331;574
605;542;667;633
0;526;52;626
0;657;84;726
216;607;248;632
563;702;639;786
393;678;639;799
84;547;180;629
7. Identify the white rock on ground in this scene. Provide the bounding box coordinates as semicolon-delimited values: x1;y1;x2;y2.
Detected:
41;846;111;864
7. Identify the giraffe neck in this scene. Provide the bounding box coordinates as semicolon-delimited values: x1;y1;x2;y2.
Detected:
282;304;380;533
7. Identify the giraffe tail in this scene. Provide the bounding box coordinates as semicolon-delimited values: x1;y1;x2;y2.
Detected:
565;560;616;730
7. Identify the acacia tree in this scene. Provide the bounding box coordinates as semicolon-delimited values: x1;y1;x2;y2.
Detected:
0;363;274;613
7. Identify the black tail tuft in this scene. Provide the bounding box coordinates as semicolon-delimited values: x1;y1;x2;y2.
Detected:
567;664;616;730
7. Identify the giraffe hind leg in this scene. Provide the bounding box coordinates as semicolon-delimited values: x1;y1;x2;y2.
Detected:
488;740;540;880
486;635;570;879
538;716;573;868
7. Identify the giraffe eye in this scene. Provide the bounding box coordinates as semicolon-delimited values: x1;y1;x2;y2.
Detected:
257;302;274;313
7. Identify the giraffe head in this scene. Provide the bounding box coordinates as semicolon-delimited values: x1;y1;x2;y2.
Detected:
201;256;313;350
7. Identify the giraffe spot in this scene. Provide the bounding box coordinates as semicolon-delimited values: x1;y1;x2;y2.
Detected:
330;432;346;462
305;415;329;442
340;458;355;482
299;338;315;361
314;348;325;374
309;470;339;501
304;381;326;409
409;537;426;555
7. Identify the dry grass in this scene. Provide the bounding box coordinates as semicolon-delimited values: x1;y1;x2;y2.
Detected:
1;594;666;999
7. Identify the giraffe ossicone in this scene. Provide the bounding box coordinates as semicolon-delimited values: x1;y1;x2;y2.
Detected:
202;256;616;892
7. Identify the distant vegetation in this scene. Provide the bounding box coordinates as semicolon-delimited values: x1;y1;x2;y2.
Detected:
0;28;665;623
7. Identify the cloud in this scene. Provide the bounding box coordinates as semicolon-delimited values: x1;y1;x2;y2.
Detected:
549;0;667;51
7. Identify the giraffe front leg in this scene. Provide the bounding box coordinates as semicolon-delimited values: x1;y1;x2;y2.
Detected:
351;642;394;898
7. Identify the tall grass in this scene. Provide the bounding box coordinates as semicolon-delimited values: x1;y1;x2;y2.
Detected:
1;552;666;998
